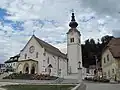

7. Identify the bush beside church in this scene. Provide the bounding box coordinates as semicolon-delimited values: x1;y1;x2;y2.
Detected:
3;73;58;80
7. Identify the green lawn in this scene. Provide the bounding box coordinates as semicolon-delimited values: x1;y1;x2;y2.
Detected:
2;85;75;90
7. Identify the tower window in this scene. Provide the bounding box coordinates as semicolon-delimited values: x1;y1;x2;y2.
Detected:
70;38;74;43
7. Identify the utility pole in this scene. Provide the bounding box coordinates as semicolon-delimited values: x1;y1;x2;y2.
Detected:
94;55;98;79
95;55;98;70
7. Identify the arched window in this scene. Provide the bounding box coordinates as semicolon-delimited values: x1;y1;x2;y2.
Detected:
43;60;45;67
47;57;49;64
107;54;109;61
25;54;27;59
36;52;39;58
70;38;74;43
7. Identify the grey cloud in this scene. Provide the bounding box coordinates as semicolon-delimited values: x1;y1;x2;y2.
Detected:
80;0;120;17
78;0;120;38
1;0;120;62
112;29;120;38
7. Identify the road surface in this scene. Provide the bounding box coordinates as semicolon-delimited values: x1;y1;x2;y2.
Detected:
85;82;120;90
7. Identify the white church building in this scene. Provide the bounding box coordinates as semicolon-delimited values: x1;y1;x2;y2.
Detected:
8;13;83;78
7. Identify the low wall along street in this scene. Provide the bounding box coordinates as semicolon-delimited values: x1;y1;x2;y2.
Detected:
71;83;86;90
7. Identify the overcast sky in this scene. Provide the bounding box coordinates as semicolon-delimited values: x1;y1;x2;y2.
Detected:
0;0;120;63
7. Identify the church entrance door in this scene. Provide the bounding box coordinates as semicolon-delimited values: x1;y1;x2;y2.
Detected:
25;67;29;74
31;66;35;74
23;63;29;74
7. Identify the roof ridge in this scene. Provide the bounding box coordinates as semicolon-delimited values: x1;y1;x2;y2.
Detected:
34;36;60;51
34;35;67;58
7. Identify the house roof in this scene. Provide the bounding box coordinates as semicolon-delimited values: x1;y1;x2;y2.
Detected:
104;38;120;58
5;54;20;63
34;36;67;59
109;45;120;58
107;38;120;46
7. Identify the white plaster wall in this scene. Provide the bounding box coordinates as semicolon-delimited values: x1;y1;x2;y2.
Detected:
102;49;118;79
67;30;82;74
67;45;79;73
16;63;22;73
43;52;58;76
59;57;68;77
44;52;67;77
67;30;80;45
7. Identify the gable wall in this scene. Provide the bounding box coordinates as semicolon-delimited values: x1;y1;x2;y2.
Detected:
102;48;118;79
19;36;45;73
18;36;68;76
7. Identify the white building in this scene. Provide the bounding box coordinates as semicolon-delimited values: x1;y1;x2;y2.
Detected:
67;13;82;74
0;64;6;74
102;38;120;80
16;35;68;77
5;13;83;78
5;54;20;72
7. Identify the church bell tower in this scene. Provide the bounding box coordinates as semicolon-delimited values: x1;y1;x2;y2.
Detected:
67;13;82;74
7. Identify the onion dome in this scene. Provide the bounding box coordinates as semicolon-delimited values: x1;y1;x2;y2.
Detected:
69;13;78;28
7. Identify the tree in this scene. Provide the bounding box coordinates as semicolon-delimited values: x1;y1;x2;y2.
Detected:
82;35;114;68
101;35;114;45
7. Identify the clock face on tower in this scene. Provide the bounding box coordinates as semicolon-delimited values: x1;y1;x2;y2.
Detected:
29;46;35;53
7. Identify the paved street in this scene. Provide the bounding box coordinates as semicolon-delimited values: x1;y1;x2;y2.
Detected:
85;82;120;90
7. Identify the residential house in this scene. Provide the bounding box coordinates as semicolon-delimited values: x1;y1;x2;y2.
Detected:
0;64;6;74
5;54;20;72
102;38;120;81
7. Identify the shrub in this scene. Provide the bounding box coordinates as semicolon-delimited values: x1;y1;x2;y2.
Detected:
3;73;58;80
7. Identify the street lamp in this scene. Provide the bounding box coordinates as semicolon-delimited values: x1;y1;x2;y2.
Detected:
78;61;82;83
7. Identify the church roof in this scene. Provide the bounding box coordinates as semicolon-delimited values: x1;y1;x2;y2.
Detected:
20;35;67;59
34;35;67;59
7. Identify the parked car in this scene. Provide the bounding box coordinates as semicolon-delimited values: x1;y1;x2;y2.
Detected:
84;74;94;81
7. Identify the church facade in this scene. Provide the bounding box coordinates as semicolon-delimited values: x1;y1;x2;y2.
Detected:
5;13;82;78
16;35;68;77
